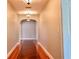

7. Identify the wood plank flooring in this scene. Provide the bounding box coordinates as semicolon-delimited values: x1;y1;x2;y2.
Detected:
17;40;41;59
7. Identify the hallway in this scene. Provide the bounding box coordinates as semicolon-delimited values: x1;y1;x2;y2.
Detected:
7;0;63;59
8;40;53;59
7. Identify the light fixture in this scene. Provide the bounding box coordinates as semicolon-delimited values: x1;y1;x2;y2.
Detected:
23;0;32;17
27;19;30;21
22;0;39;17
18;11;38;15
24;0;32;4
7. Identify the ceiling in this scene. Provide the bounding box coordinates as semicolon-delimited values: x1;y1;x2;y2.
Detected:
8;0;49;14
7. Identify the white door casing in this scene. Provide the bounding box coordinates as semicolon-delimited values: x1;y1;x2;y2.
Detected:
19;19;38;40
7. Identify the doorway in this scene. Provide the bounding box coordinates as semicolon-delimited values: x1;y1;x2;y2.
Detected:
19;19;38;59
20;19;37;40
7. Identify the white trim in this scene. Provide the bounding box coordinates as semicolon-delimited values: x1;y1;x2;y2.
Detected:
37;42;54;59
19;38;36;40
7;42;20;57
19;19;38;41
36;22;38;40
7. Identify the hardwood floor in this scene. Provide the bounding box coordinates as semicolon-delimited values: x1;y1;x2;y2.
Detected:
17;40;41;59
8;40;53;59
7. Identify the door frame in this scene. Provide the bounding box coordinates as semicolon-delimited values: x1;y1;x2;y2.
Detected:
19;19;38;41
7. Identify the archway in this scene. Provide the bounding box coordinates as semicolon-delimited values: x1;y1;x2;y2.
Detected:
19;19;38;59
20;19;37;40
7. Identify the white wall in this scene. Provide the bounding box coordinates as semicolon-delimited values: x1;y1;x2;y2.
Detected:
21;20;36;39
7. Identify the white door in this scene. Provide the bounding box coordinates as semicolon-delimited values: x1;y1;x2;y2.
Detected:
21;20;37;40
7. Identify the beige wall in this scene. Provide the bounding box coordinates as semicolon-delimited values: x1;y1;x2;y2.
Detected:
39;0;63;59
7;0;63;59
7;3;19;53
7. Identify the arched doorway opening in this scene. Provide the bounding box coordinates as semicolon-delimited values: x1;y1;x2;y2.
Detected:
19;19;38;59
20;19;37;40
